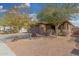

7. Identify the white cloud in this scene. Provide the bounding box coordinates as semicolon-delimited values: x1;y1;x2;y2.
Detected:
17;3;30;8
29;13;38;21
25;3;30;7
0;5;7;13
0;5;3;9
70;20;79;26
0;9;7;13
29;13;37;17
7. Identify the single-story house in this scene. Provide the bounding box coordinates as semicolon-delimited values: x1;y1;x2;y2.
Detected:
30;20;74;36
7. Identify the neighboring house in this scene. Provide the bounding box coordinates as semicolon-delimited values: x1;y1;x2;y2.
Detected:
71;27;79;36
0;26;12;33
0;26;28;34
19;27;28;33
30;20;74;36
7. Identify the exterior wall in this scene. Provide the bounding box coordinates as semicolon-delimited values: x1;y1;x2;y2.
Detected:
62;22;73;36
38;24;55;36
39;24;46;33
59;22;73;36
30;23;55;36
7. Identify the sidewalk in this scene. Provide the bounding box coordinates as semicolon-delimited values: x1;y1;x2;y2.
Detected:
0;41;15;56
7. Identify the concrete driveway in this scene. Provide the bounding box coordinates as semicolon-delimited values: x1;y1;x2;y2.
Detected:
0;41;15;56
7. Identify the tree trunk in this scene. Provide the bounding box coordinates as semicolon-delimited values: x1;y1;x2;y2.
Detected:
55;25;59;39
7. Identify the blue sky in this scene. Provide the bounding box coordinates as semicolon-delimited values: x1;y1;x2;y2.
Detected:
30;3;44;13
0;3;43;14
0;3;79;26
